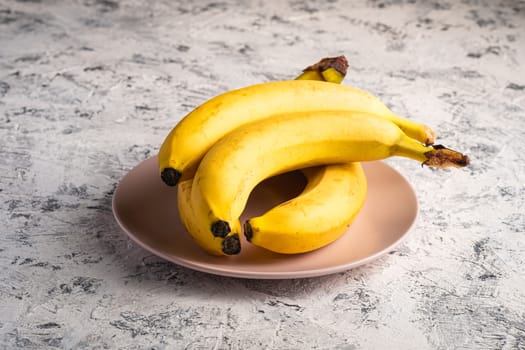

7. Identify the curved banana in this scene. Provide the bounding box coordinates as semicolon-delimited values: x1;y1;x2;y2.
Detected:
245;163;368;254
176;56;358;255
158;79;435;186
189;110;468;255
245;56;366;254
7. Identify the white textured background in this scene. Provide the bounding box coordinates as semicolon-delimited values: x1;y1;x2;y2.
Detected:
1;0;524;349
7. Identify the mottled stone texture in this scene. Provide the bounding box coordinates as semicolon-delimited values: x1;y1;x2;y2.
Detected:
1;0;524;349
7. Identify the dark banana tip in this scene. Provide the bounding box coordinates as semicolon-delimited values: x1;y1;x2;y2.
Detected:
243;221;254;242
160;167;182;186
222;234;241;255
211;220;230;238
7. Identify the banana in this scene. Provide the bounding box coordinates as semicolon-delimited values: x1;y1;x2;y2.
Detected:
244;56;366;254
179;163;368;256
176;56;359;256
245;163;368;254
158;79;435;186
189;110;469;255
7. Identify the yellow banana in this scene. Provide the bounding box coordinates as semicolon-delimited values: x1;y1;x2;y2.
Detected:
243;56;366;254
189;111;469;255
158;79;435;186
245;163;368;254
176;56;359;255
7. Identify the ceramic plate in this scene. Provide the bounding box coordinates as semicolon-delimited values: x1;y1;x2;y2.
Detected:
112;156;418;279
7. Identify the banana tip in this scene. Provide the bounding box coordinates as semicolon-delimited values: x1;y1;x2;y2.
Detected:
161;167;182;186
222;234;241;255
425;127;436;145
211;220;231;238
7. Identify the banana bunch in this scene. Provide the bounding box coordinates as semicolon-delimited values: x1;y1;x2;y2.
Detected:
159;56;470;256
247;57;367;255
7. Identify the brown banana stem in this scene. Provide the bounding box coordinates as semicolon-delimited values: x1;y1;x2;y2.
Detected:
396;137;470;168
423;144;470;168
302;55;349;76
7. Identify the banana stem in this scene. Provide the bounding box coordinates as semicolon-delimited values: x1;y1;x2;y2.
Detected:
396;137;470;168
320;68;345;84
295;70;324;81
424;144;471;168
299;55;349;79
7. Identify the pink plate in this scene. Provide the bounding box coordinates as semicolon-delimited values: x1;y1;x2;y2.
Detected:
112;156;418;279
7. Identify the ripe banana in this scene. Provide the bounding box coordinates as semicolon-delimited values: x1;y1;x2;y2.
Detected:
158;80;435;186
176;56;361;256
245;163;368;254
189;110;469;255
245;56;367;254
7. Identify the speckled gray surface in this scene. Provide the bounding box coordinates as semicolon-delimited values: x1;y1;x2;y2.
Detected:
1;0;524;349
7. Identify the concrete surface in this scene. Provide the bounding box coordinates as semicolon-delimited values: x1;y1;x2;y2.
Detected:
1;0;524;349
